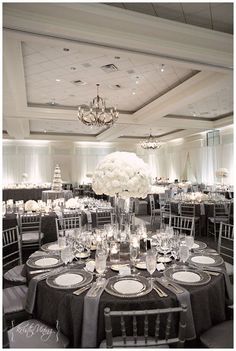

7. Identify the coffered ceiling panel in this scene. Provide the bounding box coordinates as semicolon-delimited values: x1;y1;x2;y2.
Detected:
22;41;195;112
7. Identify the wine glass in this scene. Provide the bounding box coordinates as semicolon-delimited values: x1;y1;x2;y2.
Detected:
160;235;170;264
95;251;107;281
185;236;194;251
146;249;156;287
179;244;190;264
61;246;72;267
130;246;139;274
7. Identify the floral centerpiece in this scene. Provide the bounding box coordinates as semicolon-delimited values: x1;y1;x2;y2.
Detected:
65;198;79;209
216;168;229;185
92;151;150;199
25;200;39;212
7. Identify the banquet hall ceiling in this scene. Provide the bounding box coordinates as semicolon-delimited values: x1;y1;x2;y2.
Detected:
106;3;233;34
3;3;233;143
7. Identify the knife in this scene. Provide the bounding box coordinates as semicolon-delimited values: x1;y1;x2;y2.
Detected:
73;283;93;296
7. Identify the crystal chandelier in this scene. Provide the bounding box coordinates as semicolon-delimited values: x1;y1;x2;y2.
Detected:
77;84;119;127
140;131;161;150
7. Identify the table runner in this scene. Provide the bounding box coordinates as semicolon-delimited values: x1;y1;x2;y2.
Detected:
81;279;107;347
156;277;196;340
25;267;65;314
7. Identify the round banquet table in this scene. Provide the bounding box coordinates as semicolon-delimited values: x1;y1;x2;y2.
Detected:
25;256;227;347
3;188;49;202
169;201;233;236
41;190;73;202
3;210;109;243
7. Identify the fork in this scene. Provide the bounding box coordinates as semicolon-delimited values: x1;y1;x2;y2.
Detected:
153;284;168;297
73;283;93;296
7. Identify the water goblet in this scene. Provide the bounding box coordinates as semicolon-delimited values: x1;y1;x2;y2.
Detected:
61;246;71;267
95;250;107;282
130;246;139;274
179;244;190;264
146;249;157;287
185;236;194;251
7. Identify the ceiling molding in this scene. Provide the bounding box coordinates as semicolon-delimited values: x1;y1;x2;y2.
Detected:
3;3;233;71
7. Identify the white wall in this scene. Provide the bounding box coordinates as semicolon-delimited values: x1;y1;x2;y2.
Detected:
2;130;234;185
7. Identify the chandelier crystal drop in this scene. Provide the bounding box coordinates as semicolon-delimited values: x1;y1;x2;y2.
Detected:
140;131;161;150
77;84;119;127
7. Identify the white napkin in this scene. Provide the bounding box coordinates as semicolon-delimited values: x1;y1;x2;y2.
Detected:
156;263;165;271
85;260;95;272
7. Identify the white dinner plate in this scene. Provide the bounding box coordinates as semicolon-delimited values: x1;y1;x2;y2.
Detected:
76;251;90;259
191;256;215;264
54;273;83;286
135;262;147;269
35;257;59;267
114;280;144;294
172;271;201;283
110;264;129;272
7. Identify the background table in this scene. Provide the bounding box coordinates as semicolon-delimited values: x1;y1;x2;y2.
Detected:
42;190;73;202
3;188;49;202
28;262;227;347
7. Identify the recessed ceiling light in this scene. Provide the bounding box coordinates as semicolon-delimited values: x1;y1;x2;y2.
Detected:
160;64;165;72
63;48;70;52
56;79;61;82
135;76;140;84
193;112;196;117
132;90;136;95
43;130;47;133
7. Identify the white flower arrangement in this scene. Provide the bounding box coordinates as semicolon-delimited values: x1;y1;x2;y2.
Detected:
65;198;79;209
92;151;150;199
24;200;39;212
216;168;229;178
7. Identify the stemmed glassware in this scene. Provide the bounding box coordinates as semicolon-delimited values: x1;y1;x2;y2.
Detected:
130;246;139;274
95;250;107;282
146;249;156;287
61;246;73;267
185;236;194;251
159;234;171;264
179;244;190;264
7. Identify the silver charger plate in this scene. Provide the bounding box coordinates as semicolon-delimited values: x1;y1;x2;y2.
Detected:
191;241;207;250
164;265;211;286
26;255;64;269
46;268;93;289
41;241;68;252
105;275;152;298
188;253;223;267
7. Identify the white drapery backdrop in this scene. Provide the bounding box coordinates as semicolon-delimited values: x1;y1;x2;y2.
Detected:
2;140;233;185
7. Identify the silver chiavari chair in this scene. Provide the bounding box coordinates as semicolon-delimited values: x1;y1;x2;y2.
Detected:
217;222;234;277
17;213;44;249
169;215;195;236
207;202;230;241
100;304;187;348
96;210;112;228
55;215;82;239
3;226;26;284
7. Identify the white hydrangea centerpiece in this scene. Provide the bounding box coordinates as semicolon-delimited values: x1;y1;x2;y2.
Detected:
25;200;39;212
92;151;150;199
216;168;229;178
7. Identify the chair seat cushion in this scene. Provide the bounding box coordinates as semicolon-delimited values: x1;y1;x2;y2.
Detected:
208;217;229;223
200;320;233;348
4;264;26;283
225;262;234;276
22;232;44;242
3;285;28;314
8;319;70;348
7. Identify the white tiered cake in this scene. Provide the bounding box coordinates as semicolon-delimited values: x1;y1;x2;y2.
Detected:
52;164;62;191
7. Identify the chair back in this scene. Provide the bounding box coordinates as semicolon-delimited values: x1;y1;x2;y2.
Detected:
96;210;112;227
18;213;42;247
104;304;187;348
180;204;196;218
214;203;230;220
158;193;167;207
149;195;156;213
169;215;194;236
55;215;81;238
3;226;22;270
218;222;234;264
192;185;199;192
129;198;135;213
